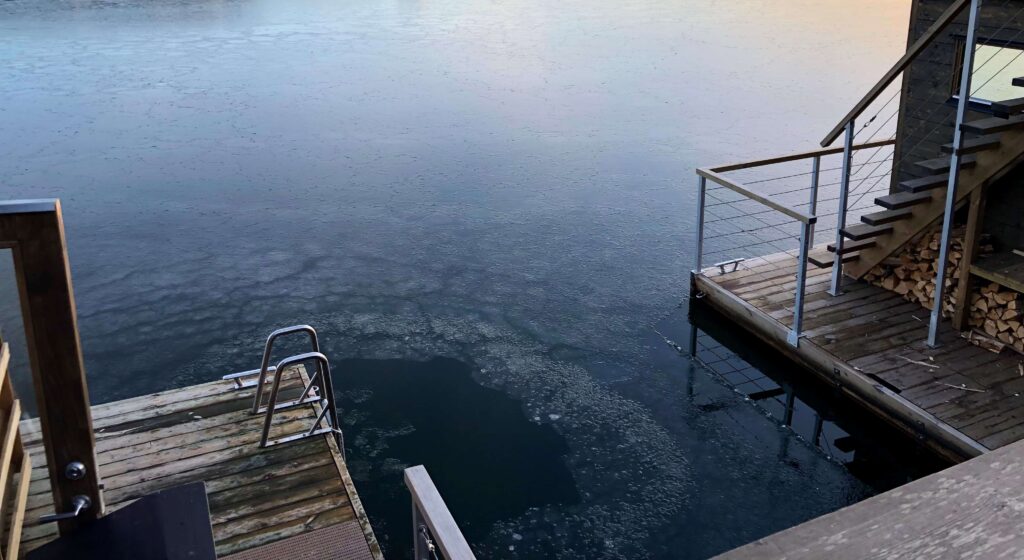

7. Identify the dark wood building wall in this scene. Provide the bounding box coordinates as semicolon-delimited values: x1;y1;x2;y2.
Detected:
896;0;1024;249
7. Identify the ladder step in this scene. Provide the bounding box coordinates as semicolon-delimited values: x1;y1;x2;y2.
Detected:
914;154;976;173
941;134;1000;155
827;238;875;255
898;173;949;193
875;191;933;210
861;208;912;226
961;114;1024;134
841;223;894;241
808;249;859;268
992;97;1024;119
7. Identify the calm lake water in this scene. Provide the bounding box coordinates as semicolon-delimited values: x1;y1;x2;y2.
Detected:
1;1;918;558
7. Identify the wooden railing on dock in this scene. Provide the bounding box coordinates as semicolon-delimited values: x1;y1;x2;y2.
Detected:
0;342;32;560
0;200;103;533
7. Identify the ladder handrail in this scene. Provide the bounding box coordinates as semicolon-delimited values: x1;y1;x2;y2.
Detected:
259;351;340;448
821;0;971;147
252;325;322;414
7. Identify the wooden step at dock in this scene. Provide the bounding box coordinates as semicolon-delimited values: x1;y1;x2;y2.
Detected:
899;173;949;193
941;134;1001;155
915;154;976;173
875;191;933;210
861;208;912;226
841;223;894;241
961;115;1024;135
992;97;1024;119
827;238;876;255
808;249;858;268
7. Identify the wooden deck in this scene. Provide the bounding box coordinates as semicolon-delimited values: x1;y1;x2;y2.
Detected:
714;435;1024;559
695;249;1024;462
17;367;381;559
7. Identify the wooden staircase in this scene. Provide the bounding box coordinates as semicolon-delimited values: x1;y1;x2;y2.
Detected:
809;74;1024;279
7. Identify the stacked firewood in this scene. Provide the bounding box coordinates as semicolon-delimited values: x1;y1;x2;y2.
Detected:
967;283;1023;353
863;227;973;314
863;228;1024;354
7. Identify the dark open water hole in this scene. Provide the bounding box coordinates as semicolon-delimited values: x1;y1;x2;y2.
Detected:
338;357;579;557
0;0;937;558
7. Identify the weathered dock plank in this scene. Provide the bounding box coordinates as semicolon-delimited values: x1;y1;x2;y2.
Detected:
20;367;382;560
714;437;1024;559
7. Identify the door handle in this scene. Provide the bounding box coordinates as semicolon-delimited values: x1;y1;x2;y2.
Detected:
39;495;92;524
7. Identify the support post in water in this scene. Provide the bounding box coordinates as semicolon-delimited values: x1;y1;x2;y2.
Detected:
694;175;707;274
829;120;855;296
789;218;813;347
929;0;981;348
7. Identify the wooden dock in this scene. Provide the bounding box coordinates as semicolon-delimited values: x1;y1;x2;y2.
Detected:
18;366;381;559
714;435;1024;559
694;249;1024;462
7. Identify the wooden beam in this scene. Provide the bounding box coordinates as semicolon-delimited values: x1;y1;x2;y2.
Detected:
7;453;32;560
821;0;970;147
0;200;103;533
953;187;986;330
710;139;895;173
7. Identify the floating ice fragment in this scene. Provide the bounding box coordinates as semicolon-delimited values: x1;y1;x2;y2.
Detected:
548;414;561;421
512;533;522;541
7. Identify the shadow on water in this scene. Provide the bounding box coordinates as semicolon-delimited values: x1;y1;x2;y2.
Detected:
337;356;579;559
687;299;951;492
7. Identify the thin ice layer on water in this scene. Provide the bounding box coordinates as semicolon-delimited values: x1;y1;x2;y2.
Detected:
313;309;689;559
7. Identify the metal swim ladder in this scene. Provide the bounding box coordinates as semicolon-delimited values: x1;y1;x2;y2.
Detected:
222;325;343;451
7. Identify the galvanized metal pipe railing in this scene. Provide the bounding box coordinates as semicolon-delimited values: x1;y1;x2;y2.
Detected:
929;0;982;348
693;139;894;348
405;465;475;560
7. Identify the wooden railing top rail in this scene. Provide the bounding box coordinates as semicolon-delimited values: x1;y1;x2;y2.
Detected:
404;465;475;560
708;138;896;173
697;138;896;225
820;0;970;147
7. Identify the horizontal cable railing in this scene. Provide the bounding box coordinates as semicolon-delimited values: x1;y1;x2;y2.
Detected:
694;139;896;347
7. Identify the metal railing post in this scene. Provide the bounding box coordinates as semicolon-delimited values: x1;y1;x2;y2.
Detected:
695;175;707;273
789;218;813;347
929;0;981;347
808;155;821;246
412;503;427;560
829;120;855;296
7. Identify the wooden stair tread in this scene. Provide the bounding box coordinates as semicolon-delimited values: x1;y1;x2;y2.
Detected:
915;154;976;173
875;191;933;210
808;249;858;268
841;223;894;241
827;238;876;255
1013;76;1024;87
992;97;1024;119
941;134;1001;155
861;208;912;226
899;173;949;193
961;115;1024;135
